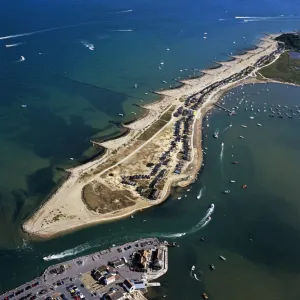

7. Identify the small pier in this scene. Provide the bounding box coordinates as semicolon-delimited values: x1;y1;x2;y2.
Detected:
214;103;235;114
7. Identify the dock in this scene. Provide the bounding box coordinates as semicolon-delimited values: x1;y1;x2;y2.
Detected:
0;238;169;300
214;103;235;114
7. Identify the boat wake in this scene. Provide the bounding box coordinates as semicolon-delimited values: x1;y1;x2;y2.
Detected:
222;123;232;133
197;187;205;200
81;40;94;51
42;206;215;261
194;274;201;281
115;9;133;13
43;242;90;261
5;42;23;48
235;16;297;22
220;142;224;162
109;29;133;32
0;21;100;41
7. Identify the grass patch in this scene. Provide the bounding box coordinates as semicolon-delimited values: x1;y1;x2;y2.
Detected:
260;52;300;84
160;105;176;122
138;106;176;141
82;182;137;213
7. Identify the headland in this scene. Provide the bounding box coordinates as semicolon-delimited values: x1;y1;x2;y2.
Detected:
23;34;284;238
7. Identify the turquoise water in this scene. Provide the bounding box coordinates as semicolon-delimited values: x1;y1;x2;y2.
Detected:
1;0;300;297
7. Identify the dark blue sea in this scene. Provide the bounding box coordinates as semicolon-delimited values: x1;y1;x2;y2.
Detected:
1;0;300;298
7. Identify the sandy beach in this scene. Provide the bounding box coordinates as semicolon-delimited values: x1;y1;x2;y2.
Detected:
23;34;283;239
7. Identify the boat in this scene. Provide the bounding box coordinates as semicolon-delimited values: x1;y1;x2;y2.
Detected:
257;123;262;126
232;161;238;164
209;203;214;209
242;184;247;189
209;264;215;270
202;293;208;299
213;129;219;138
162;80;167;84
21;104;27;108
134;83;138;88
119;113;124;117
239;136;244;139
220;255;226;261
223;190;230;194
191;265;195;271
249;116;254;119
230;180;235;183
241;125;247;128
130;215;134;219
200;237;208;242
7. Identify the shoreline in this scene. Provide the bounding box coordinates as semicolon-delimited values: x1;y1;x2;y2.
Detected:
22;34;285;239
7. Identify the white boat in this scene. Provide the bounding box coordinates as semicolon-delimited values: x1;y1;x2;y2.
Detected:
241;125;247;128
209;203;214;209
191;265;195;271
220;255;226;261
134;84;138;88
119;113;124;117
178;197;181;200
239;136;244;139
20;56;25;61
257;123;262;126
249;116;254;119
230;180;235;183
21;104;27;108
162;80;167;84
223;190;230;194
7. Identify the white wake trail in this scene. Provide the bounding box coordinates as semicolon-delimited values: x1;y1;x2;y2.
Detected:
43;242;90;261
115;9;133;13
220;142;224;162
197;187;205;200
5;42;23;48
0;21;100;41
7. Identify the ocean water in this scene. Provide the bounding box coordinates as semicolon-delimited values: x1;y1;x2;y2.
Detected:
1;0;300;297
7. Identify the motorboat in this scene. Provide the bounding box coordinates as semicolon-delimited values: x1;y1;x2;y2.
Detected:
257;123;262;126
230;180;235;183
220;255;226;261
202;293;208;299
241;125;247;128
191;265;195;271
209;264;215;270
249;116;254;119
119;113;124;117
242;184;247;189
209;203;214;209
223;190;230;194
232;161;239;164
239;136;244;139
213;129;219;138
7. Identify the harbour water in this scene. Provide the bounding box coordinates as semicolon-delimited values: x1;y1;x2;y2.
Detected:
1;0;300;298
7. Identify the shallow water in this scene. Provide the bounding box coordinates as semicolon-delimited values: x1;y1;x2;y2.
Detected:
1;0;300;297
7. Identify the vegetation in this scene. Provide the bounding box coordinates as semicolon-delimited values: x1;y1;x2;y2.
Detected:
138;106;175;141
260;52;300;84
276;33;300;51
82;182;137;213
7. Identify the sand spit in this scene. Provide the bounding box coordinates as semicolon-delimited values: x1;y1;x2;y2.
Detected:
23;35;282;238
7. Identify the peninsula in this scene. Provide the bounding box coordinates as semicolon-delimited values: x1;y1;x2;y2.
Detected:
23;34;284;238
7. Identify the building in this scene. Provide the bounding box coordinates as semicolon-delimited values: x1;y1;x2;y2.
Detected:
123;279;135;293
133;280;146;290
110;259;125;269
107;290;125;300
104;273;116;285
92;265;108;281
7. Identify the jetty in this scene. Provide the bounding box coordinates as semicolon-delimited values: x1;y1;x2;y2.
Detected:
214;103;235;114
0;238;168;300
